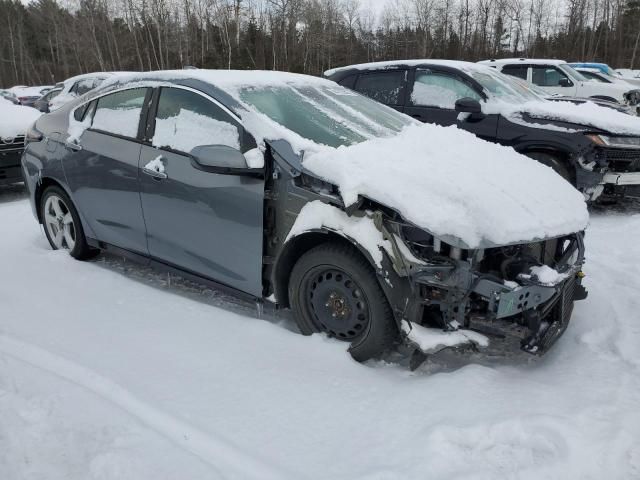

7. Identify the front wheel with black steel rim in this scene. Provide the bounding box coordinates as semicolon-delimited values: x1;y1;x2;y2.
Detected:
40;186;98;260
288;242;398;362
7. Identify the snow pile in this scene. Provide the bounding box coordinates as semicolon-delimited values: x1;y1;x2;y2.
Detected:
403;321;489;353
153;109;240;153
302;123;589;248
243;148;264;168
67;108;92;143
286;201;392;267
2;198;640;479
9;86;49;98
411;81;460;108
93;107;143;138
489;99;640;135
522;265;570;286
144;156;165;174
0;98;41;139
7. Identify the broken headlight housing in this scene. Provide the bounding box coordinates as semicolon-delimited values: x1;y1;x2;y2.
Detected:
586;134;640;148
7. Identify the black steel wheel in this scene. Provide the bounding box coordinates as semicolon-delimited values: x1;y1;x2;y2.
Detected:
289;242;398;362
304;266;370;340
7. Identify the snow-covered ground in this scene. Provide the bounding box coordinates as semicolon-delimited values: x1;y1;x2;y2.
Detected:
1;185;639;479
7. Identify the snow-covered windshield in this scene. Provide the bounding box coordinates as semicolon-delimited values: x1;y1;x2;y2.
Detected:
237;85;414;148
468;68;544;104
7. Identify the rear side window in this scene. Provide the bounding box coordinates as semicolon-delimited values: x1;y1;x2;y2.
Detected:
501;65;528;80
411;70;482;108
152;88;241;154
354;71;405;106
91;88;148;138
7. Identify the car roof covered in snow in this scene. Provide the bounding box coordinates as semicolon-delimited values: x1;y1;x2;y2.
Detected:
478;58;568;67
324;59;492;77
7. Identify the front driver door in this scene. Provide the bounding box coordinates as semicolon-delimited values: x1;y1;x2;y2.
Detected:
403;69;498;141
139;86;264;297
530;65;578;97
64;87;150;254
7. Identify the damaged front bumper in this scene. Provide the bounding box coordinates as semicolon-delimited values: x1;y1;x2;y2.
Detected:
374;215;588;361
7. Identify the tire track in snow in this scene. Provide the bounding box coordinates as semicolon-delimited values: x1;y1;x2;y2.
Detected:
0;334;292;480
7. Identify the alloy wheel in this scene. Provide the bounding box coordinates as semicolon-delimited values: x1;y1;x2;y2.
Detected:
43;194;76;251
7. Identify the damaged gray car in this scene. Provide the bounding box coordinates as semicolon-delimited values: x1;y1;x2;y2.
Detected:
21;70;589;366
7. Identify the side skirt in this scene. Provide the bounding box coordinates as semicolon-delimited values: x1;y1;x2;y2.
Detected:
88;238;263;305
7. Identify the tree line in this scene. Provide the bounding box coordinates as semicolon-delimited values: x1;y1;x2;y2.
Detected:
1;0;639;88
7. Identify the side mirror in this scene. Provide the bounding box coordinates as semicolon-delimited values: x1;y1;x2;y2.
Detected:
191;144;249;171
454;98;483;118
559;78;573;87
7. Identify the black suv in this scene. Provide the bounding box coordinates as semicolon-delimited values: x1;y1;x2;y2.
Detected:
326;60;640;200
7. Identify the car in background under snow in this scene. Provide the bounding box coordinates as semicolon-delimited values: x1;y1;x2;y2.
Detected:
479;58;640;114
0;89;20;105
8;85;54;107
33;87;62;113
573;66;640;91
22;70;589;367
48;72;114;112
325;59;640;201
0;97;41;185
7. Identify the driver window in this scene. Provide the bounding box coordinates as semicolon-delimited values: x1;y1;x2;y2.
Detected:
531;66;568;87
411;70;482;109
152;88;241;154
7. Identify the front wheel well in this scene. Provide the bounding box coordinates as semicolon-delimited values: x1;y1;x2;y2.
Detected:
272;231;376;308
34;177;66;223
521;149;576;185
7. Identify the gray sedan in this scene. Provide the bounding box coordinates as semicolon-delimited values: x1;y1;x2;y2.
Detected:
21;70;588;365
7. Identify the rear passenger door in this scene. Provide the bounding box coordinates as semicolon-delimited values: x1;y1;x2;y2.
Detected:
138;86;264;297
64;87;151;254
353;70;408;112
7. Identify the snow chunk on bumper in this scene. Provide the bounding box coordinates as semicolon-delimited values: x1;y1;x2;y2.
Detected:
302;124;589;249
402;321;489;354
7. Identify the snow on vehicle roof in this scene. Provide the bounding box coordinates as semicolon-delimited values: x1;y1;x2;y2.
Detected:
9;86;51;98
478;58;568;66
302;123;589;249
324;59;491;77
0;98;41;139
106;69;333;90
60;71;115;88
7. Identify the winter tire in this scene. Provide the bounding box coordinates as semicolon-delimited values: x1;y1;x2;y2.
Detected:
40;186;98;260
289;242;397;362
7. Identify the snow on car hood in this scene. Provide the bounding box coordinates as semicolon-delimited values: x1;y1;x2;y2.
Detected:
488;99;640;136
302;123;589;249
0;98;41;140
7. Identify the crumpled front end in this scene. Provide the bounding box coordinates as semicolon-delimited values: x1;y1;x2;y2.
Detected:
375;214;587;361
